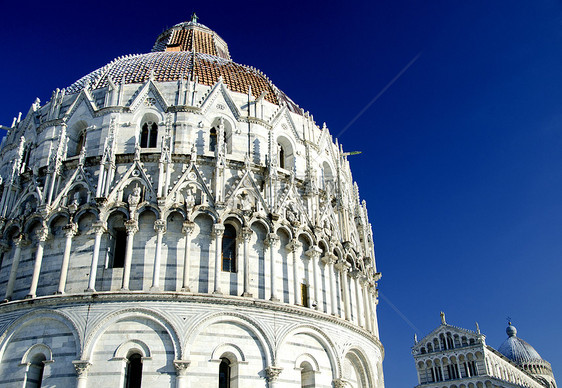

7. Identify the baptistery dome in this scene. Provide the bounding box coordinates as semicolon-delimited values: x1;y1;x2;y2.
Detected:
0;15;383;388
66;18;300;111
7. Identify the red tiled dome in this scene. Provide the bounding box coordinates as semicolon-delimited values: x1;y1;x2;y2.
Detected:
65;17;301;114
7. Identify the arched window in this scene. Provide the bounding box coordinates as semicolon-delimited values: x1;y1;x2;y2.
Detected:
25;353;46;388
446;334;454;349
67;122;88;158
300;361;315;388
108;212;127;268
301;283;309;307
278;143;285;169
222;225;237;272
210;127;218;152
141;122;158;148
124;353;143;388
21;144;33;173
219;357;231;388
75;131;86;156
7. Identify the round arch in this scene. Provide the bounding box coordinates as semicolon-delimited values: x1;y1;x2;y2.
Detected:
277;324;340;379
114;339;151;358
294;353;320;372
191;209;219;224
21;343;53;364
296;230;315;247
276;134;296;170
274;224;293;240
210;343;246;362
82;308;182;361
0;309;82;360
248;217;272;234
184;311;273;367
102;207;130;223
342;347;375;388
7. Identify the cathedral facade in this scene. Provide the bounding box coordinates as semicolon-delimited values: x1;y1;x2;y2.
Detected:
412;314;557;388
0;16;383;388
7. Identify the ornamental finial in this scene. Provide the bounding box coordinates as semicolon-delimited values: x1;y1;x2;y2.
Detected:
191;12;198;24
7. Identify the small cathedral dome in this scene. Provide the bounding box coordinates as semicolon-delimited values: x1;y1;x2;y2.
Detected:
498;323;543;364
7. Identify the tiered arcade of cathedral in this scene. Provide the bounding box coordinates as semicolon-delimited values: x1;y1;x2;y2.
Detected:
0;15;383;388
412;314;557;388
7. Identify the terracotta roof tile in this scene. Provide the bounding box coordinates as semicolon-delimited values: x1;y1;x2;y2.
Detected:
65;52;301;114
67;21;302;114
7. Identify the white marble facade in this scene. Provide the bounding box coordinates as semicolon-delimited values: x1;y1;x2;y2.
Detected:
0;17;383;388
412;314;557;388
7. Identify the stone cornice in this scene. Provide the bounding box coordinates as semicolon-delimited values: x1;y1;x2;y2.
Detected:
240;116;272;129
167;105;202;114
0;291;384;357
37;119;65;134
94;106;129;116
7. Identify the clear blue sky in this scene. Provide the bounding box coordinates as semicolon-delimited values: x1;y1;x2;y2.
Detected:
2;1;561;386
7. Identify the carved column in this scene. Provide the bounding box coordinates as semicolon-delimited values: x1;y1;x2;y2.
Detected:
351;270;363;327
266;233;280;301
321;254;337;315
86;222;106;292
4;234;25;300
212;223;225;294
324;255;338;315
121;220;138;290
151;219;166;290
265;365;283;388
57;223;78;294
181;221;195;291
287;239;302;305
104;161;116;197
335;260;350;320
360;276;372;332
241;227;252;297
72;360;92;388
306;246;322;310
368;285;379;336
173;360;191;388
301;253;311;307
27;227;49;298
96;162;105;197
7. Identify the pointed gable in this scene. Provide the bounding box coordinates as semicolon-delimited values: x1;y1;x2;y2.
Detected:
129;79;169;112
413;322;484;356
199;78;242;119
